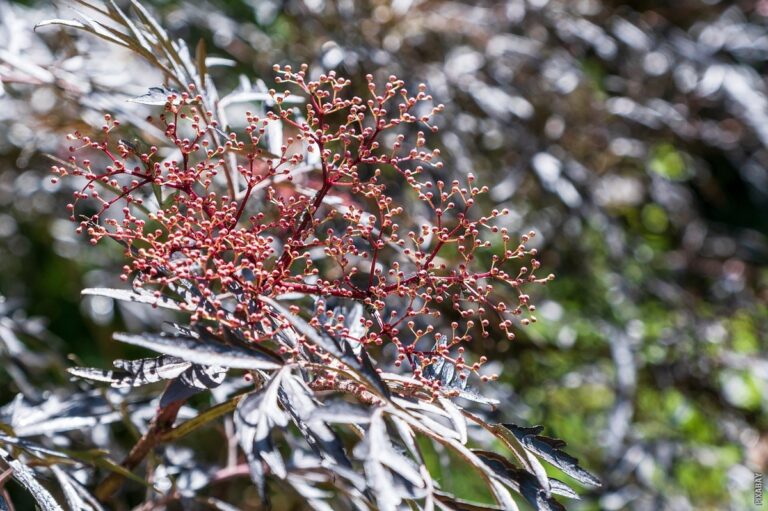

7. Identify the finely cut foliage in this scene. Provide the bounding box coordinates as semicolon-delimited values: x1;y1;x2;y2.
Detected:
55;66;549;390
0;2;598;510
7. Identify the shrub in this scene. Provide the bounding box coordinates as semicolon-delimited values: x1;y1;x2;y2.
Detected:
0;2;599;509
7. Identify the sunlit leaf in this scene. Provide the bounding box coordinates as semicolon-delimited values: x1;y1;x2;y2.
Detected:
128;86;177;105
113;332;281;370
0;447;63;511
234;368;290;498
69;355;190;388
502;424;601;488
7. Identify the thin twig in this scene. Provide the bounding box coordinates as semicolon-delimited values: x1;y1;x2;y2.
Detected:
94;392;186;501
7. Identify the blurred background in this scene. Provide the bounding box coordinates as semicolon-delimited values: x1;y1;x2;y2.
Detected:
1;0;766;509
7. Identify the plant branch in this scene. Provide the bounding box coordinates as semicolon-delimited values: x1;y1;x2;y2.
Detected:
94;394;186;501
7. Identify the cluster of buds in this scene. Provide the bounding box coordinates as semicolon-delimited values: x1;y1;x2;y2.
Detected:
53;66;552;396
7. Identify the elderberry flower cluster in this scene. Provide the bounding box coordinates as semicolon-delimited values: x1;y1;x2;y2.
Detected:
53;66;552;394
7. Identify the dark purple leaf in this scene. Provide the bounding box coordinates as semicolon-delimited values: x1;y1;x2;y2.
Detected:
234;368;290;499
503;424;601;488
352;410;425;511
308;400;373;425
128;86;178;105
68;355;190;388
113;332;281;370
2;393;120;436
278;373;351;468
433;492;505;511
474;450;565;511
263;297;390;398
0;447;63;511
160;364;227;407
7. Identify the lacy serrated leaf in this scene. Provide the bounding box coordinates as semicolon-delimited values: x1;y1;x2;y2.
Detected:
5;393;120;437
160;364;228;407
0;447;63;511
69;355;191;388
394;410;519;510
308;400;373;425
502;424;601;488
279;373;351;468
261;297;390;398
113;332;281;370
66;366;123;385
393;397;461;441
114;355;191;383
454;387;500;406
511;471;565;511
352;410;425;511
104;0;150;50
0;435;71;461
549;479;580;500
234;368;290;498
35;19;88;30
433;492;505;511
438;397;468;444
474;450;565;511
128;86;178;105
178;364;227;390
82;287;181;310
475;419;548;494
